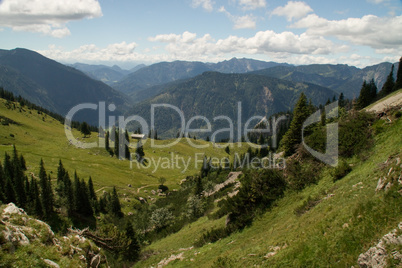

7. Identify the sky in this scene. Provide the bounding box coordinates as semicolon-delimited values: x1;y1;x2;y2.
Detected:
0;0;401;68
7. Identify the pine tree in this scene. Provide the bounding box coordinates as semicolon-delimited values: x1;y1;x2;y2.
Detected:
356;80;377;109
105;130;110;153
114;128;120;158
39;159;53;218
393;57;402;91
124;130;131;160
80;179;93;216
280;93;311;156
31;177;43;217
0;161;5;202
122;221;141;261
339;92;345;108
135;140;145;164
80;121;91;137
56;159;66;196
88;177;97;201
109;186;122;217
379;65;395;98
3;152;13;181
11;146;26;207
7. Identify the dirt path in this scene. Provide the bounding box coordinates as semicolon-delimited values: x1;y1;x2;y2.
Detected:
366;91;402;113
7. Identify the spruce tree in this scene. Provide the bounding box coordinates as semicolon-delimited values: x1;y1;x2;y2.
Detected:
378;65;394;98
105;130;110;153
109;186;122;217
114;128;120;158
0;162;5;202
124;130;131;160
280;93;311;156
28;177;43;217
4;176;16;203
393;57;402;91
3;152;13;181
63;172;74;216
339;93;345;108
356;80;376;109
80;121;91;137
39;159;53;217
122;221;140;261
135;140;145;164
80;179;93;216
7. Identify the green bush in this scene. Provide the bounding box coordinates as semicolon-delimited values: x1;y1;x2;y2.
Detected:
332;160;352;182
338;111;375;157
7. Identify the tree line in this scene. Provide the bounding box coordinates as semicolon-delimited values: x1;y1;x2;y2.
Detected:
0;146;122;220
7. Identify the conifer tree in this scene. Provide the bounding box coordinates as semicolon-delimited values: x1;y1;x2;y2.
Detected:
80;121;91;137
4;176;16;203
393;57;402;91
280;93;311;156
80;179;93;216
122;221;141;261
135;140;145;164
11;146;26;207
31;177;43;217
39;159;53;217
88;176;97;201
0;162;5;202
105;130;110;153
3;152;13;181
339;92;345;108
124;130;131;160
356;79;377;109
109;186;122;217
114;128;120;158
378;65;395;98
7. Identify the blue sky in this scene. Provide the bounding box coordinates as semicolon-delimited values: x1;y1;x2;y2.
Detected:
0;0;401;68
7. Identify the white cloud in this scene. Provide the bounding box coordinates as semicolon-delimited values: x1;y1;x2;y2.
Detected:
238;0;266;10
0;0;102;37
149;30;345;58
219;6;257;29
367;0;388;3
192;0;214;12
38;42;139;63
272;1;313;21
233;14;257;29
291;14;402;51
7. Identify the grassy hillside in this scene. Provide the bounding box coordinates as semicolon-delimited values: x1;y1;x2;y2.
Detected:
0;98;250;212
133;107;402;267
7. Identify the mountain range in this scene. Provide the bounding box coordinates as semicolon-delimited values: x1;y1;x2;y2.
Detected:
0;48;398;131
0;48;131;124
112;58;290;95
253;62;398;99
127;71;337;139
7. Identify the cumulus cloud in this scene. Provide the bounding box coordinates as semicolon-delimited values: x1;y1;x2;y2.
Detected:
38;42;139;63
149;30;345;58
291;14;402;50
192;0;214;12
0;0;102;37
238;0;266;10
272;1;313;21
219;6;257;29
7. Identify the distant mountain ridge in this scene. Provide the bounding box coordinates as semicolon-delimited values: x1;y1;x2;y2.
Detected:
128;71;337;139
0;48;131;123
113;58;290;95
253;62;398;99
69;63;146;86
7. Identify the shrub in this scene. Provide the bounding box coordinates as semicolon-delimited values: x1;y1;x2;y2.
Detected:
332;160;352;182
338;111;375;157
158;184;169;193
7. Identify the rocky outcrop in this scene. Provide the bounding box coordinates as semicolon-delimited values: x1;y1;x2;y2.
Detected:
358;222;402;268
0;203;107;268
